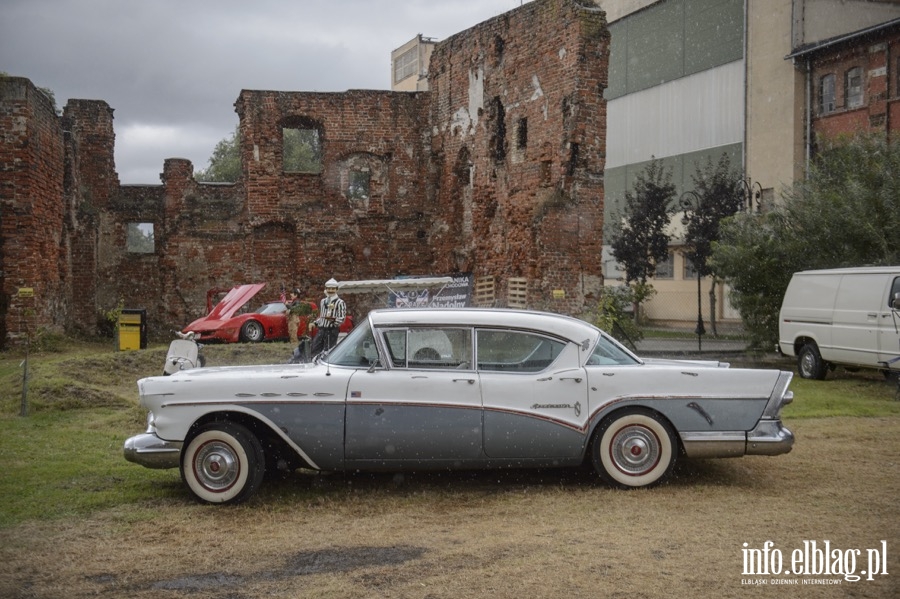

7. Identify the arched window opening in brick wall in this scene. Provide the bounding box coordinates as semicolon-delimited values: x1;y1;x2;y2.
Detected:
281;116;323;174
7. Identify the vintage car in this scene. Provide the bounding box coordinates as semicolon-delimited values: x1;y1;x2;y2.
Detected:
125;308;794;504
183;283;350;344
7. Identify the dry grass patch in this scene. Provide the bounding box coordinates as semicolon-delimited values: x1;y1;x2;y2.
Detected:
1;417;897;599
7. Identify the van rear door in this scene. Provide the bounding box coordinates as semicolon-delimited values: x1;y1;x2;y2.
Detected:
831;273;890;368
878;276;900;369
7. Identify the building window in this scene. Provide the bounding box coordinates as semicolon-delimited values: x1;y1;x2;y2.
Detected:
516;117;528;149
348;169;370;201
683;255;699;280
283;126;322;173
655;251;674;279
393;47;417;84
845;67;863;109
491;97;507;162
126;223;154;253
819;74;836;115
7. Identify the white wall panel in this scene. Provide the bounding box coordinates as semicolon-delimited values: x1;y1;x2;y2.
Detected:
606;60;744;169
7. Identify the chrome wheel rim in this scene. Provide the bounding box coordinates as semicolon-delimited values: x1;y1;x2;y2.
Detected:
608;424;661;476
799;351;814;376
193;440;240;492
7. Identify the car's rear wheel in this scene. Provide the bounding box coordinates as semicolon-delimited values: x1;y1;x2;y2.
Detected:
591;408;676;489
797;342;827;380
240;320;265;343
181;423;265;504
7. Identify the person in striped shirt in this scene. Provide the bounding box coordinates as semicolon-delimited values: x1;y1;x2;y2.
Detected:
310;278;346;355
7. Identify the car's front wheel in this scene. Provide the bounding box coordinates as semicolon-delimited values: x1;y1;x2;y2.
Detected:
181;423;265;504
591;408;676;488
240;320;265;343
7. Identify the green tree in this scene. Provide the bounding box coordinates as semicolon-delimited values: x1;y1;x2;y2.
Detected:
682;154;744;335
610;159;675;285
590;285;646;349
283;127;322;173
195;125;241;182
712;133;900;348
608;159;675;319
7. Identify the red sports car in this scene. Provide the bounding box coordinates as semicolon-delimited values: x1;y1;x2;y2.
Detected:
183;283;351;344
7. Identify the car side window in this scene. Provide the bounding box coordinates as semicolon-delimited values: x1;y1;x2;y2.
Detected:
381;327;473;370
476;330;565;372
326;324;378;367
585;335;640;366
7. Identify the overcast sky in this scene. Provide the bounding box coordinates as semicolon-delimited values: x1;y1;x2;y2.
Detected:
2;0;529;184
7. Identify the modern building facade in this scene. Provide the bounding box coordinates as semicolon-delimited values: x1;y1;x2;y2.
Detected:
391;35;438;92
598;0;900;328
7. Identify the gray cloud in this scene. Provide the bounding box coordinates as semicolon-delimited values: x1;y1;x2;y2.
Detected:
2;0;528;182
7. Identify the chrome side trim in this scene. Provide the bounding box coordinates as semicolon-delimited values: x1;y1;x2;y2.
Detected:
123;433;183;469
679;431;746;458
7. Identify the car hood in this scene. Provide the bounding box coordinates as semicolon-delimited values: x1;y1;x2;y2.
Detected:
184;283;266;330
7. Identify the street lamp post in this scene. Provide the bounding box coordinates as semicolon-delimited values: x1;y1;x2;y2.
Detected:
737;178;763;212
680;190;705;352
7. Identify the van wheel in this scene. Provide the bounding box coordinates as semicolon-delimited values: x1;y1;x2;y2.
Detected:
798;343;827;380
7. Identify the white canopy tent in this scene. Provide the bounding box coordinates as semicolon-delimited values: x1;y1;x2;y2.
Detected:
336;277;453;295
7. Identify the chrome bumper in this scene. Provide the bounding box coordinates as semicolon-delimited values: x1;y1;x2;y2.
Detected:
746;419;794;456
123;433;183;469
680;420;794;458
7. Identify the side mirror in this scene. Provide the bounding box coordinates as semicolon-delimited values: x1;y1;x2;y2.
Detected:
893;292;900;310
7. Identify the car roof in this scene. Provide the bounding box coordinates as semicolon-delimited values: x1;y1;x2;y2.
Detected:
366;308;600;345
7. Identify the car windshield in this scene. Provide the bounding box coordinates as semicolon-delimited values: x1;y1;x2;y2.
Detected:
586;334;640;366
254;302;286;315
323;322;378;367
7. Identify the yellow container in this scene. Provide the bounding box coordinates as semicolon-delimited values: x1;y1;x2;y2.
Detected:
118;310;146;351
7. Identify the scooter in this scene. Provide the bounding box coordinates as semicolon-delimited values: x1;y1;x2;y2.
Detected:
288;336;313;364
163;331;206;375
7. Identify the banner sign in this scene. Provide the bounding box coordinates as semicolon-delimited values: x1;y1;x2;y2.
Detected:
390;274;473;308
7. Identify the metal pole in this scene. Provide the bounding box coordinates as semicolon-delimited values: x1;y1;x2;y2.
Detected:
695;273;705;352
20;337;29;417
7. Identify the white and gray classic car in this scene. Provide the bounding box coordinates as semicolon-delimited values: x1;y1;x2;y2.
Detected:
124;308;794;504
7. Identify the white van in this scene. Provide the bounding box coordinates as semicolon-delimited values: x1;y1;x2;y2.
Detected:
778;266;900;379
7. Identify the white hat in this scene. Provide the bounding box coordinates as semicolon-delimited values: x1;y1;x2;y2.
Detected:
325;278;339;287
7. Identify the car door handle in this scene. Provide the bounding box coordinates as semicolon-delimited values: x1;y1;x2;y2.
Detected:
559;377;583;383
537;376;552;381
453;378;476;384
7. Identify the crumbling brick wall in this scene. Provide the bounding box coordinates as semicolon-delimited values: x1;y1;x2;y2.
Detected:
427;0;609;313
0;78;68;342
0;0;609;346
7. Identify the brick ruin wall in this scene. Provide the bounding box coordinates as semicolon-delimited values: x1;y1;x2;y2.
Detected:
427;0;609;312
0;0;608;346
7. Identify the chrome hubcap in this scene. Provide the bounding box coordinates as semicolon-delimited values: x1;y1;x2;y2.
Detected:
194;441;239;491
610;425;660;475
